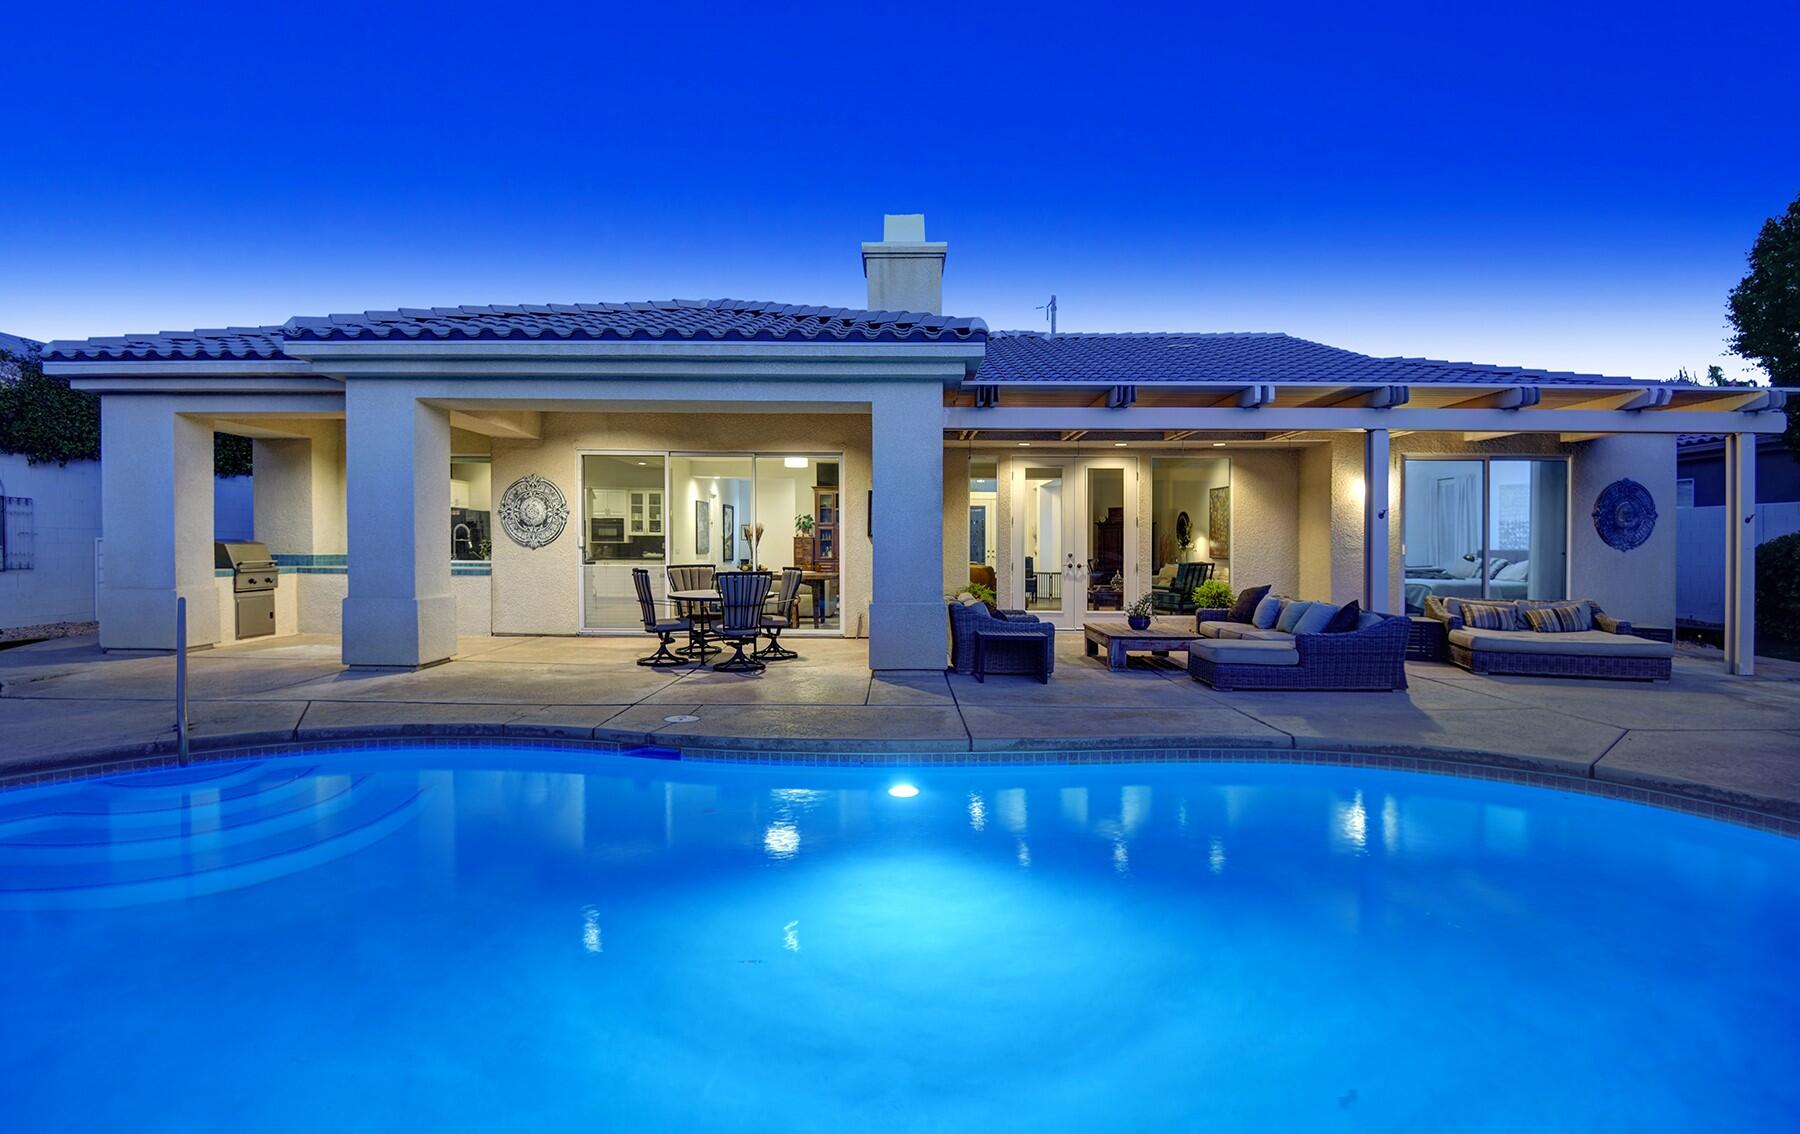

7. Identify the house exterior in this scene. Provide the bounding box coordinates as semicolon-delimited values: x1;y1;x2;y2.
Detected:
41;216;1787;673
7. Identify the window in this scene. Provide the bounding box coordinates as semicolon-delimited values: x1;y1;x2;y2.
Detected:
449;456;493;561
1676;478;1696;509
0;493;33;571
1401;457;1567;612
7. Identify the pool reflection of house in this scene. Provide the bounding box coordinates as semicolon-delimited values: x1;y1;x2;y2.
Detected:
43;215;1786;672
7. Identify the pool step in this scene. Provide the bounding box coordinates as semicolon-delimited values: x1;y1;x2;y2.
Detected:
0;763;426;909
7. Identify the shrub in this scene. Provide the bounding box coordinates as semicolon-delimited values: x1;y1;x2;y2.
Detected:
1;345;252;475
1192;579;1235;610
1758;532;1800;643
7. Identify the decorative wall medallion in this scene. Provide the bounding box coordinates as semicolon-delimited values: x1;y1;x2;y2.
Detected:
1592;477;1657;551
498;474;568;550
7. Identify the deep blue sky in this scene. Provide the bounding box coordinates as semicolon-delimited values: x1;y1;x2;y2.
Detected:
6;1;1797;381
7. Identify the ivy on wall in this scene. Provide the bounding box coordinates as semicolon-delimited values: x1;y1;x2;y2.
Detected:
0;345;252;475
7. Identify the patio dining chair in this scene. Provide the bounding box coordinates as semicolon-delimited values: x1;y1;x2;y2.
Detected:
631;568;691;667
667;562;721;659
756;567;804;661
713;571;774;673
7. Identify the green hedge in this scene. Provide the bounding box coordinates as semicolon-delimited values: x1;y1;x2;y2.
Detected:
1759;532;1800;643
1;347;251;475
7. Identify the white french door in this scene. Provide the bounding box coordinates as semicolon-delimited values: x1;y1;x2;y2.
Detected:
1011;455;1138;629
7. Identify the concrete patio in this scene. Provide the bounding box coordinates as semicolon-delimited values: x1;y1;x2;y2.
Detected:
3;632;1799;823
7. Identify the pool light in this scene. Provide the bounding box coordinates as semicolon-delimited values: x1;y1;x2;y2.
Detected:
888;784;919;798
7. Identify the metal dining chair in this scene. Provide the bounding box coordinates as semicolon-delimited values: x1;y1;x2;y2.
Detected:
631;568;690;667
712;571;773;673
756;567;804;661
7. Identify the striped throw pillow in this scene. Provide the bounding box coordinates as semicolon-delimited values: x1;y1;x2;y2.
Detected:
1524;603;1590;633
1459;601;1517;630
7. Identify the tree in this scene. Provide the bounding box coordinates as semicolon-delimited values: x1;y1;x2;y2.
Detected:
1726;191;1800;452
1;343;252;473
0;346;100;465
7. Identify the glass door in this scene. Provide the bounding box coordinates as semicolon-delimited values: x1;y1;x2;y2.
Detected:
1014;456;1138;629
580;453;668;630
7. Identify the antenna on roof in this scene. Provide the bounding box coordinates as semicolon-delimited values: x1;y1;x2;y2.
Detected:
1035;295;1058;334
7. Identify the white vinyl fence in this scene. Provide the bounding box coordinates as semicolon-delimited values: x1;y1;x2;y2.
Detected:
1676;501;1800;626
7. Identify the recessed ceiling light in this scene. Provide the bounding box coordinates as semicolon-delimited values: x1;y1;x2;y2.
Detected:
783;456;808;468
1213;442;1226;447
1114;442;1127;447
1018;442;1031;447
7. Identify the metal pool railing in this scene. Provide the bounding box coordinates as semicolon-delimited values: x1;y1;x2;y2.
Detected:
175;596;190;763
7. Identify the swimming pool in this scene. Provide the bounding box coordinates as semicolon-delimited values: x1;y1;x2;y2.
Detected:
2;745;1795;1130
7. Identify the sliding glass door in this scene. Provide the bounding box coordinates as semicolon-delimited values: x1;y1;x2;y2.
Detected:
1400;457;1568;613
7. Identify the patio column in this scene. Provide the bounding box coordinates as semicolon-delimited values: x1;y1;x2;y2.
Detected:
868;383;946;669
1723;432;1757;675
341;383;455;668
96;397;220;651
1362;428;1391;612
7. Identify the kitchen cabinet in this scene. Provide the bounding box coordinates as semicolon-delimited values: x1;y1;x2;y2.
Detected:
589;488;628;518
628;490;663;536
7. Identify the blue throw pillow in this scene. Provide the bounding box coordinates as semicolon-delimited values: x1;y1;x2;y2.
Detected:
1292;602;1338;635
1251;594;1282;629
1275;599;1315;634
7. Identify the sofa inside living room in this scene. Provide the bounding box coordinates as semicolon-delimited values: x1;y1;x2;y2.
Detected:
1423;595;1672;680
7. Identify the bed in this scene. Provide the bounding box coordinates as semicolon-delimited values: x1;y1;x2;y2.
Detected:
1404;549;1530;613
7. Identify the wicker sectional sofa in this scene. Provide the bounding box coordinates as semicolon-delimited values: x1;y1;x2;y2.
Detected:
1429;598;1673;681
1186;606;1409;691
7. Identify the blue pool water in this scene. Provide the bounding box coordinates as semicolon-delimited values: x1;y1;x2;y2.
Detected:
1;747;1796;1131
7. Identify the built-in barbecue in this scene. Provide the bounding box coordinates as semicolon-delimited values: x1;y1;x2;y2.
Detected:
214;540;278;639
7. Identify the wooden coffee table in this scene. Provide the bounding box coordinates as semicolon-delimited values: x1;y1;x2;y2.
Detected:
1083;617;1203;671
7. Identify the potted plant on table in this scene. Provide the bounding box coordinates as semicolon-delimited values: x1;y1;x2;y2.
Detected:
1126;593;1155;631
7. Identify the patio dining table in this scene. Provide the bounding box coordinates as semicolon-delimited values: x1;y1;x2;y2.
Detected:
669;587;722;658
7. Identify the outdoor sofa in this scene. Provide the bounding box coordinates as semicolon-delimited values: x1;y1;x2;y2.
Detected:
1425;597;1672;681
1186;601;1409;691
947;600;1056;679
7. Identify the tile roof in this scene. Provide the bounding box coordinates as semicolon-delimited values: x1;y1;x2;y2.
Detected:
973;331;1652;386
44;300;986;362
43;325;288;363
0;331;43;358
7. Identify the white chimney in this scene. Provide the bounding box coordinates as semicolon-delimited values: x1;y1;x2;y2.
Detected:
861;213;947;314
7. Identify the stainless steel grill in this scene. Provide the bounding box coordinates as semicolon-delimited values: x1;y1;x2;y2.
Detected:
215;541;278;638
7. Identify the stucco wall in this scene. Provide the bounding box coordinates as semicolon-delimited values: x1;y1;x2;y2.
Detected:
942;449;970;596
1227;449;1301;599
0;453;101;628
489;411;872;636
1569;434;1676;627
1296;445;1333;600
253;419;346;556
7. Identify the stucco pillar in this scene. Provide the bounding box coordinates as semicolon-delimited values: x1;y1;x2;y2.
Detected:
1724;433;1757;675
342;384;455;667
97;397;220;650
1362;429;1391;612
252;419;346;557
869;384;945;669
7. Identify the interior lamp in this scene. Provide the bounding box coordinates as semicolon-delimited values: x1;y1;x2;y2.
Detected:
783;456;808;469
